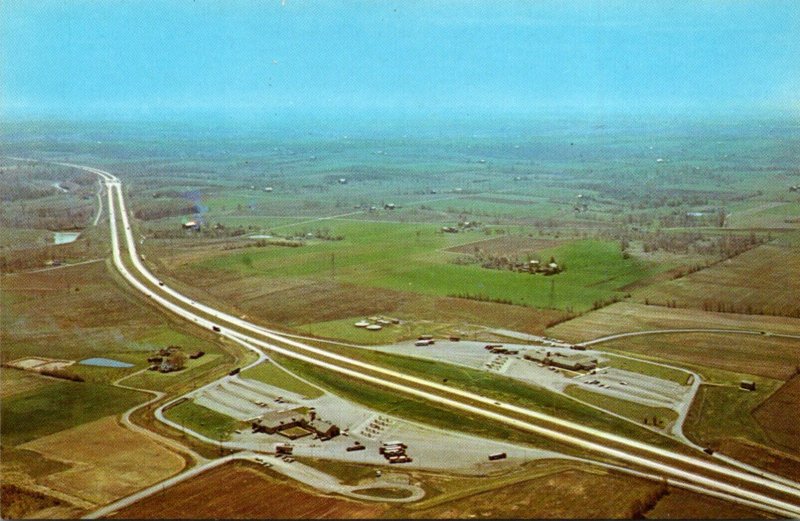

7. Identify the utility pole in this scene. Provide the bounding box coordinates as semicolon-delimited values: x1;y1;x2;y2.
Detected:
330;253;335;279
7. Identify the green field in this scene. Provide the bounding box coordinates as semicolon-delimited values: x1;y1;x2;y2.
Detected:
240;360;323;399
163;400;244;441
603;355;692;385
194;223;662;313
684;382;780;450
0;380;147;446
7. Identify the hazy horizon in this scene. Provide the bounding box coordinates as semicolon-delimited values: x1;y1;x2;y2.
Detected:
2;1;799;121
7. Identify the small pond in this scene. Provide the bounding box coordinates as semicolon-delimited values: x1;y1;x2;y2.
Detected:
79;357;134;368
54;232;80;245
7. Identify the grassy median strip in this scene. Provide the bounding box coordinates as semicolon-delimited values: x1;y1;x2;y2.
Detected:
240;360;323;399
296;341;673;447
275;354;561;449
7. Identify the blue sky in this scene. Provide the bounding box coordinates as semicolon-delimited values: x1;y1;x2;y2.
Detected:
2;1;799;118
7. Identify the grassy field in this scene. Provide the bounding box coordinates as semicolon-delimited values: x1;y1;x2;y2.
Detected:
188;220;662;313
547;301;800;343
18;415;186;506
683;382;781;452
592;332;800;380
407;466;663;519
0;368;56;398
753;374;800;452
162;399;244;441
240;360;323;399
109;461;387;519
635;244;800;318
0;380;148;447
0;485;73;520
148;260;569;343
564;385;678;429
726;201;800;229
603;354;692;385
645;486;772;519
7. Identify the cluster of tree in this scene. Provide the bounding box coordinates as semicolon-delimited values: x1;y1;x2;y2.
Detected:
448;293;514;305
0;183;56;201
590;294;626;311
0;238;92;272
642;232;764;256
0;203;93;231
657;209;727;228
132;201;201;221
38;368;85;382
220;239;304;251
147;225;248;239
698;300;800;318
290;228;344;241
477;254;564;275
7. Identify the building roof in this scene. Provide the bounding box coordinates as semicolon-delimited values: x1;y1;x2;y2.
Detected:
308;419;336;433
255;408;309;428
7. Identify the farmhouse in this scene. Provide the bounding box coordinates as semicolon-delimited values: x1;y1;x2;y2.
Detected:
182;220;201;231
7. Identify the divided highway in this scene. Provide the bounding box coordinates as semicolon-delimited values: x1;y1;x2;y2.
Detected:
55;161;800;517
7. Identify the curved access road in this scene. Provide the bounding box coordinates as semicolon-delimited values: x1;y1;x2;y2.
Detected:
579;328;800;347
48;160;800;518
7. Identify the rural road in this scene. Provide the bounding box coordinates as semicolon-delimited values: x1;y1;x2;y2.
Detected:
31;159;800;518
85;447;424;519
112;369;209;465
579;328;800;346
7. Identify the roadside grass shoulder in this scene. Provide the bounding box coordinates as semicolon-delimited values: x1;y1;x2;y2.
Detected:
241;360;323;399
564;385;678;429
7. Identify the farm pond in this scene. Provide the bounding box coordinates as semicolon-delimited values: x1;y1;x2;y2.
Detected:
79;357;134;368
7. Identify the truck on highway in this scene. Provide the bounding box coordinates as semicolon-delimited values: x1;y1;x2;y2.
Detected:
488;452;507;461
212;325;221;332
415;339;434;346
